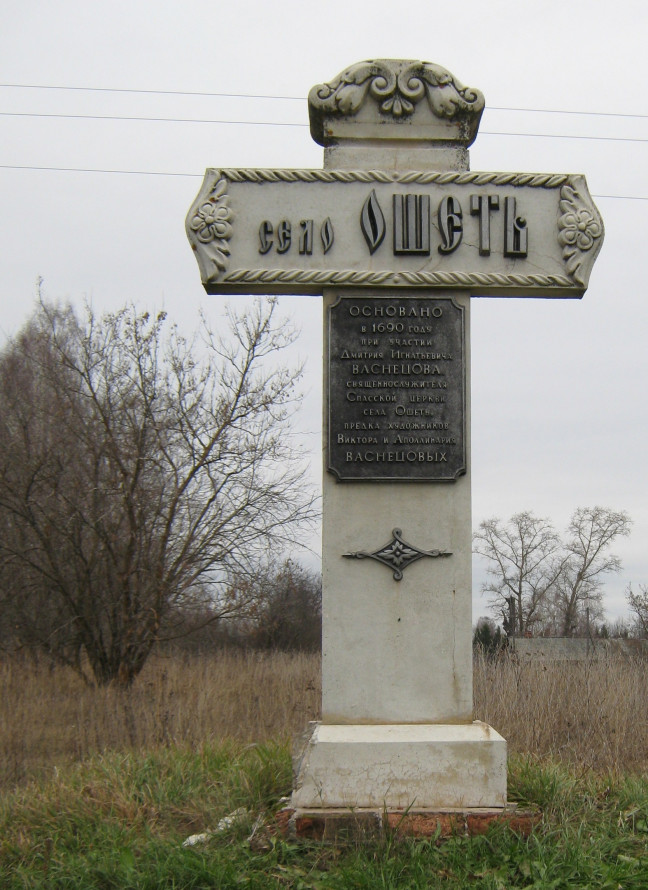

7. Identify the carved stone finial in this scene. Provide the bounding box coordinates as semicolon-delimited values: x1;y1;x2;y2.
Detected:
308;59;485;148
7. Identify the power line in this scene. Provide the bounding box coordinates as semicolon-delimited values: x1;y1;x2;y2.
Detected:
0;83;305;101
488;105;648;121
0;111;307;128
1;110;647;144
595;194;648;202
0;163;646;202
1;82;647;120
0;164;201;177
481;131;648;144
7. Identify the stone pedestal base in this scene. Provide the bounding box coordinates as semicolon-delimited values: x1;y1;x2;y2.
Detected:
292;721;507;810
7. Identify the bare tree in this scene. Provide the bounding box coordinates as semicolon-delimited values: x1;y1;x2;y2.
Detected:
474;507;632;637
626;583;648;637
246;559;322;651
473;512;565;635
552;507;631;637
0;296;317;685
150;557;322;653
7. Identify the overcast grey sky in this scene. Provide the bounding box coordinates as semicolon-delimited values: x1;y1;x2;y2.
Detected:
1;0;647;623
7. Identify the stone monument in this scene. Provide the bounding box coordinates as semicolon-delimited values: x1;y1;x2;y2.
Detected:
187;59;603;834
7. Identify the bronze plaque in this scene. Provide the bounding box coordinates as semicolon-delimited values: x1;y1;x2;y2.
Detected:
328;295;466;481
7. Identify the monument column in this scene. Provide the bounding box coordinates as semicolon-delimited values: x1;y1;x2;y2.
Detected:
185;58;604;822
292;60;502;812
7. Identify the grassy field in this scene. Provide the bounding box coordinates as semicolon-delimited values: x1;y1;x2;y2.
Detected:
2;650;648;887
2;649;648;791
2;742;648;888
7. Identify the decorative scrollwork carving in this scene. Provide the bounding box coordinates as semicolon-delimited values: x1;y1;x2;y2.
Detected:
343;527;452;581
308;60;485;146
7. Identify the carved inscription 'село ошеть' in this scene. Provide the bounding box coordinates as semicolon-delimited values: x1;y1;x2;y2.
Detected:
186;170;603;298
328;295;465;481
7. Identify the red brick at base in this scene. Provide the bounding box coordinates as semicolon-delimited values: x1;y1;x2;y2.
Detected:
276;806;540;843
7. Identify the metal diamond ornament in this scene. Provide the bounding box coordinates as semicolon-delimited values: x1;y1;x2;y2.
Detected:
343;528;452;581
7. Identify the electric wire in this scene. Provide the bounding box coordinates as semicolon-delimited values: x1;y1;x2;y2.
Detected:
0;163;645;202
0;111;307;128
0;83;305;101
1;82;647;121
1;84;645;200
1;110;646;146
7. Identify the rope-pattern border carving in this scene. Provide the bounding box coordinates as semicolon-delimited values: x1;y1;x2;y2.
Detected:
217;168;570;189
224;269;575;289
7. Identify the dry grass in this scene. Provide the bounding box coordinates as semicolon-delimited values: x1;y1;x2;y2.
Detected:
2;648;648;790
0;650;319;791
474;650;648;773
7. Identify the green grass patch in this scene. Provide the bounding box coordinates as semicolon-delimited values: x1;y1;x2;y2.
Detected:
2;743;648;888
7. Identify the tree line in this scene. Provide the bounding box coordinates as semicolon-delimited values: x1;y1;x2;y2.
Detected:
2;296;645;685
473;508;643;637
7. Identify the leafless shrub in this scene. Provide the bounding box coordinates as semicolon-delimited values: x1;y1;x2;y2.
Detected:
0;297;317;686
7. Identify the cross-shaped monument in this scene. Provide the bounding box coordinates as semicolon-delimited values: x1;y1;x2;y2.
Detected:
187;59;603;835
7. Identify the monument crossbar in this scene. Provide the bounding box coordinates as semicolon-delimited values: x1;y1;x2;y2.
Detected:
188;167;602;297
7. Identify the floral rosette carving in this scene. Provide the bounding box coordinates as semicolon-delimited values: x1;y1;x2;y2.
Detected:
187;174;232;276
343;527;451;581
558;179;604;285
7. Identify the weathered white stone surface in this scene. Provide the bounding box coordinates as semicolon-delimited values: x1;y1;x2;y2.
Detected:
292;722;507;809
308;59;484;171
321;289;473;724
305;62;501;811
